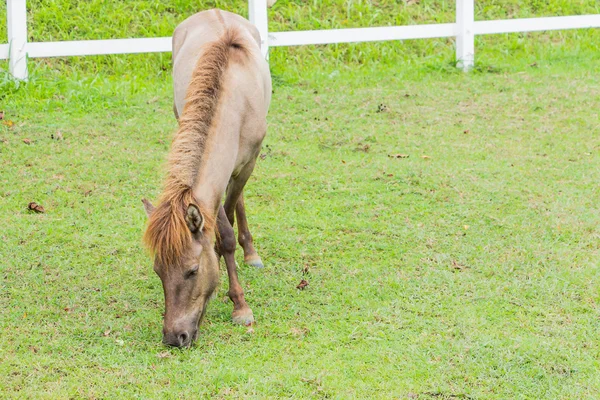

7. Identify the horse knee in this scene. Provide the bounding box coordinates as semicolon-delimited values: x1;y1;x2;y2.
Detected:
219;228;237;254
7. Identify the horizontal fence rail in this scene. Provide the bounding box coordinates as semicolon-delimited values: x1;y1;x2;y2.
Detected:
2;0;600;80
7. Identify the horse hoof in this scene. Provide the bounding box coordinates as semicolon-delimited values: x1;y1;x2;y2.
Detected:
232;308;255;326
245;256;264;269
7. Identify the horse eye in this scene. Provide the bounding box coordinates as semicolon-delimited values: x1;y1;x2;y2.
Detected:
186;265;199;279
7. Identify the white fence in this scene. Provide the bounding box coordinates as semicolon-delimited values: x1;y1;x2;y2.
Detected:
2;0;600;80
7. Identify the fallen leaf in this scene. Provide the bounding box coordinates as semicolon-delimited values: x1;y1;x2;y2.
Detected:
27;202;45;213
259;153;267;160
388;154;409;159
157;351;171;359
451;260;468;271
2;120;14;128
115;339;124;346
245;326;255;334
406;0;419;4
302;265;310;275
83;190;92;197
463;129;470;134
421;155;431;159
103;329;111;337
0;111;4;120
64;307;71;312
29;346;38;354
23;138;31;144
296;279;309;290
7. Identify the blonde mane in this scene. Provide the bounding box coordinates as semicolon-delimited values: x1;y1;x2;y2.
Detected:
144;27;248;265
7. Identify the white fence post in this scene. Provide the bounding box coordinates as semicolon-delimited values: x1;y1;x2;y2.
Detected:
456;0;475;71
7;0;28;80
248;0;269;59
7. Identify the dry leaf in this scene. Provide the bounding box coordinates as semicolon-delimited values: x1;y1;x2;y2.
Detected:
421;155;431;159
27;202;45;213
2;120;14;128
296;279;309;290
51;131;63;140
23;138;31;144
0;111;4;120
245;326;255;334
451;260;468;271
157;351;172;359
406;0;419;4
147;96;160;104
388;154;409;159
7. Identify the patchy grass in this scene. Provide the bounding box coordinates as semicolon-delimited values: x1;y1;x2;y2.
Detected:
1;0;600;398
2;61;600;398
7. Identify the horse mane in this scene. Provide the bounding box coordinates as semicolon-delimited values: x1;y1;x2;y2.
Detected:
144;26;248;265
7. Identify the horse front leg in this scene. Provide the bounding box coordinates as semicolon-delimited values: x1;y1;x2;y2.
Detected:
217;205;254;326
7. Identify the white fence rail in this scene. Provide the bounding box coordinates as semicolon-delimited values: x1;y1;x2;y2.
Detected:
2;0;600;80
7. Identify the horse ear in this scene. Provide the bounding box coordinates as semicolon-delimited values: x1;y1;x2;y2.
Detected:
185;204;204;234
142;198;155;217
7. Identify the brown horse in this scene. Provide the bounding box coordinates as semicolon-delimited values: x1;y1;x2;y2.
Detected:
142;9;271;347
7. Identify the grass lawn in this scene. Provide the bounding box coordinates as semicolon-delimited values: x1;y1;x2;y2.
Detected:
2;61;600;399
2;1;600;399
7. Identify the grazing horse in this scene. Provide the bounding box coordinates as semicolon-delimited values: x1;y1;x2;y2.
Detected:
142;9;271;347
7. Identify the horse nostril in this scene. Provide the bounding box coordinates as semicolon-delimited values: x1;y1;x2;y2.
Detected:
178;332;189;346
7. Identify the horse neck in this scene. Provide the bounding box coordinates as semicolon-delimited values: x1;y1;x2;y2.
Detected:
188;93;243;216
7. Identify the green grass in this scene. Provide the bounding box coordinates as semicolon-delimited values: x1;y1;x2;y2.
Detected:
2;1;600;399
1;0;599;78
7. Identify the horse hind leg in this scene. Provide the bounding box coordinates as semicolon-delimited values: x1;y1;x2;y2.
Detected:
235;192;264;268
